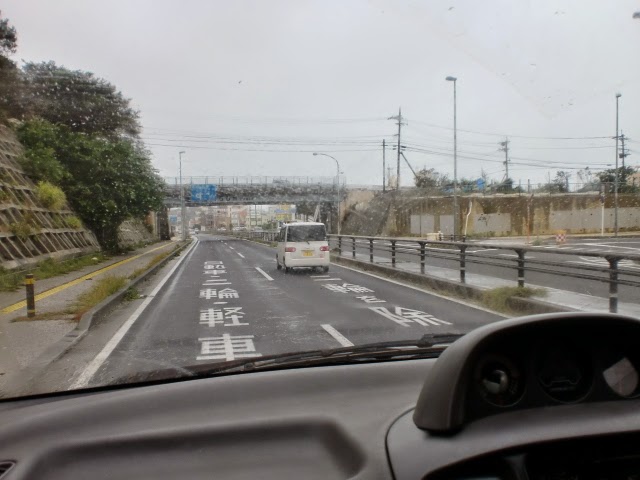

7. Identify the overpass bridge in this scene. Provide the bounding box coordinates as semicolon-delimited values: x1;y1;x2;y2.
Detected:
163;176;348;206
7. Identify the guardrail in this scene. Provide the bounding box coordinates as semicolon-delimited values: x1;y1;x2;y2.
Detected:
326;234;640;314
231;230;279;242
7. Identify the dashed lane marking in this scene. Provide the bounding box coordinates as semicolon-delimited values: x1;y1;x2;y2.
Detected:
255;267;274;281
322;324;354;347
313;278;342;281
237;252;245;258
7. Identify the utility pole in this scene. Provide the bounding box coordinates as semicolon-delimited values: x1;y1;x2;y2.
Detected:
179;150;186;241
615;93;621;237
382;139;386;192
388;108;406;190
500;138;510;182
620;131;630;169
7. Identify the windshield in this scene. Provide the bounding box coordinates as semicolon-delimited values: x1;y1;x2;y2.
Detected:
0;1;639;399
287;225;326;242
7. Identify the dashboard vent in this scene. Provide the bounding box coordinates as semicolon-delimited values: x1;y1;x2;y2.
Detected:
0;462;15;478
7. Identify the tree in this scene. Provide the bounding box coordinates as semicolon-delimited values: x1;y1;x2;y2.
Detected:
0;11;24;122
554;171;571;192
0;11;17;57
597;166;637;193
21;61;140;138
414;168;439;188
15;119;66;183
17;120;164;249
496;177;514;193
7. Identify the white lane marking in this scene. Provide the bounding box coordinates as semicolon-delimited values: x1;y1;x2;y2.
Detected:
237;252;245;258
566;260;640;270
322;324;354;347
229;246;235;250
255;267;274;281
70;238;200;389
572;242;640;250
310;275;330;278
213;301;228;305
331;263;509;318
313;278;342;281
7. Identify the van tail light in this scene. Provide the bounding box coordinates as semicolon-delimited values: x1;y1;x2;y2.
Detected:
319;246;330;252
285;247;296;252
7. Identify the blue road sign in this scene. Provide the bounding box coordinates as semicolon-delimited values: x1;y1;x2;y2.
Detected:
169;215;178;224
476;178;485;190
191;184;217;202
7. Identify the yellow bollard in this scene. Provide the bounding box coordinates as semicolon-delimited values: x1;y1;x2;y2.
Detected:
25;273;35;318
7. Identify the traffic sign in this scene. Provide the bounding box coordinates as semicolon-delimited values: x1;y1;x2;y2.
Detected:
191;184;217;201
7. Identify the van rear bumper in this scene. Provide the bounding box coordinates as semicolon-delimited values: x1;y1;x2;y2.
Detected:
284;255;330;267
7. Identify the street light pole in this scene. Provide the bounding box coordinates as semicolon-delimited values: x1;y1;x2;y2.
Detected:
614;93;621;237
313;153;341;235
446;76;458;239
179;150;186;241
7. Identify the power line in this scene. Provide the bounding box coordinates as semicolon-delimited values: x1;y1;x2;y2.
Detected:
405;117;611;140
145;143;379;153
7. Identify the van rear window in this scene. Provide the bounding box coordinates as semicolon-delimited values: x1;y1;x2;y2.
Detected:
287;225;326;242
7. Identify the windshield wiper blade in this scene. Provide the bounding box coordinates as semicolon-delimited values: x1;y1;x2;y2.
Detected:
185;332;464;376
110;334;464;385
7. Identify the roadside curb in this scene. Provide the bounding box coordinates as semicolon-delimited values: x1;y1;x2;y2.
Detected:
2;240;191;397
330;255;575;316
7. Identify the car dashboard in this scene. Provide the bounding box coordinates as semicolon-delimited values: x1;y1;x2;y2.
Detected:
1;313;640;479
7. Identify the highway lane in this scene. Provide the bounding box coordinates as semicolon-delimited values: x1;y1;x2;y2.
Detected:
330;237;640;303
86;234;502;387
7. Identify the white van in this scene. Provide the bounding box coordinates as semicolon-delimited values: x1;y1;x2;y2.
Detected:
276;222;330;273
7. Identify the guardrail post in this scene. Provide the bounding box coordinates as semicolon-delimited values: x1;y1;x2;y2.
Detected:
459;244;467;284
516;249;526;288
419;242;426;274
352;237;356;258
25;273;35;318
338;236;342;255
391;240;396;267
369;238;374;262
608;257;619;313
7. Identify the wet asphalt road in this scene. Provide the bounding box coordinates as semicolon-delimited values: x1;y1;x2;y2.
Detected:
89;234;501;386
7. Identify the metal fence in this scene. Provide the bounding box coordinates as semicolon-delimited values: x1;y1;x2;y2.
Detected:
230;230;640;313
325;234;640;314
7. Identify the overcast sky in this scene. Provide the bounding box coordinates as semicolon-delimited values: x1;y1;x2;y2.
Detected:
4;0;640;186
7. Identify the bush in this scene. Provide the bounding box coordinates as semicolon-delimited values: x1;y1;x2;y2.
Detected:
481;286;547;313
9;220;32;241
66;216;82;229
36;181;66;210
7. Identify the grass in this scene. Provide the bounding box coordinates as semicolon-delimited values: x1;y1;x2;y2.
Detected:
69;275;128;318
123;286;141;301
481;286;547;314
531;237;543;246
66;215;82;229
32;253;107;280
36;181;66;210
0;253;108;292
128;249;175;279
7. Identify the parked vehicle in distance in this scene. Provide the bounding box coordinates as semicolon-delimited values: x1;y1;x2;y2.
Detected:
276;222;329;273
